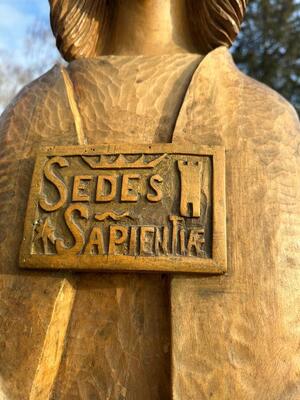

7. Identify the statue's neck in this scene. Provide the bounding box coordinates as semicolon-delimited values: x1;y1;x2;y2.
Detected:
103;0;198;56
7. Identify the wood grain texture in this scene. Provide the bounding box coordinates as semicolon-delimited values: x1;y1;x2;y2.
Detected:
0;66;78;399
2;46;299;399
171;47;300;399
52;274;170;400
29;278;77;400
0;54;200;399
48;54;200;399
67;54;200;144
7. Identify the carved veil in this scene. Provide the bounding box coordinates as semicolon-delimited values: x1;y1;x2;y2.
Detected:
49;0;247;61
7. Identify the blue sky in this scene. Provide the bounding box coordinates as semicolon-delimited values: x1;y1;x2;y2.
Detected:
0;0;50;54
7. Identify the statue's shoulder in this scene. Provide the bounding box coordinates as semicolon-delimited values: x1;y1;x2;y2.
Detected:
190;46;300;139
232;59;299;130
0;64;77;150
1;64;63;121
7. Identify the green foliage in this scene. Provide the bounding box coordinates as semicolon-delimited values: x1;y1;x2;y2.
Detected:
233;0;300;113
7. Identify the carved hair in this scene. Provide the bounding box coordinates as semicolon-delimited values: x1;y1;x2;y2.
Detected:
186;0;247;53
49;0;247;61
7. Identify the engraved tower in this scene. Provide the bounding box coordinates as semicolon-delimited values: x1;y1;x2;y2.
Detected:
178;160;203;217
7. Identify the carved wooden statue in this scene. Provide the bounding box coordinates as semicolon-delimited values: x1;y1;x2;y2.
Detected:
1;0;300;399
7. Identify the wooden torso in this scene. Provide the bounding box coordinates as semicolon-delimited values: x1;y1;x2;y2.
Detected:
1;48;300;400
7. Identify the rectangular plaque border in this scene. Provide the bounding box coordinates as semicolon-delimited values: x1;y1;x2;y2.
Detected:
19;144;226;274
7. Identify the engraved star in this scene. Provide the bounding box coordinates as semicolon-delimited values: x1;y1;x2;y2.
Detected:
35;218;57;254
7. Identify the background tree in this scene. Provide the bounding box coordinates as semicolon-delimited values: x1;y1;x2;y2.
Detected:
0;19;61;113
233;0;300;113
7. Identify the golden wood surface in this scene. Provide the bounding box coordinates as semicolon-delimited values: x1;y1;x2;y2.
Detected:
0;53;199;399
1;1;300;399
171;47;300;399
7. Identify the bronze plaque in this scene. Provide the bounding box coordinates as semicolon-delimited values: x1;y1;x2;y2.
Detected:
20;144;226;273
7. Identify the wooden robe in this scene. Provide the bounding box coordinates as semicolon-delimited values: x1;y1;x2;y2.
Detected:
0;47;299;399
